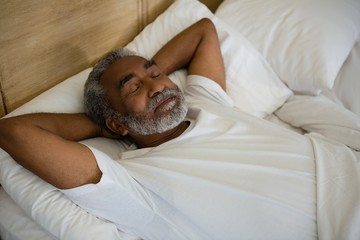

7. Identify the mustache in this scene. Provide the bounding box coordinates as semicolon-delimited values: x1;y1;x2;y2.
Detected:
147;88;181;112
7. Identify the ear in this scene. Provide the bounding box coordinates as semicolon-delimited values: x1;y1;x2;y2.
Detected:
105;117;129;136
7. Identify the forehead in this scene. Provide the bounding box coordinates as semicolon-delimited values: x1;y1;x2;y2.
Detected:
100;55;148;85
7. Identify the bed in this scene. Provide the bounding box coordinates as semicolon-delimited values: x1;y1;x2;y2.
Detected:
0;0;359;239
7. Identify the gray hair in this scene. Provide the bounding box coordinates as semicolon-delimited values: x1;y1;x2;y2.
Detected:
84;48;140;130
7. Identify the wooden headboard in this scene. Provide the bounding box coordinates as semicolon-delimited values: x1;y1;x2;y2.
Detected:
0;0;222;117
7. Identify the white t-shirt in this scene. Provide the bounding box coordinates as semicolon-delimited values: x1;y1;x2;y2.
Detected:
62;75;317;240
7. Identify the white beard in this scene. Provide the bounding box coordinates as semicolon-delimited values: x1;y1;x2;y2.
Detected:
122;88;188;135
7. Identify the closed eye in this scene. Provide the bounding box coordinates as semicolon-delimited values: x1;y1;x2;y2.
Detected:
128;82;141;94
152;72;161;78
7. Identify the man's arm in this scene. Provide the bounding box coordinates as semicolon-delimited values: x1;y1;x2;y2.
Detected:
0;113;102;189
152;18;226;90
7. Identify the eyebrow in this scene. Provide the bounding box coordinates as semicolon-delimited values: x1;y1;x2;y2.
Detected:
118;59;157;89
144;59;156;69
118;73;134;89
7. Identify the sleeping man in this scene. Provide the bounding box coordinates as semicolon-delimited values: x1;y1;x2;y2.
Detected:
0;18;317;239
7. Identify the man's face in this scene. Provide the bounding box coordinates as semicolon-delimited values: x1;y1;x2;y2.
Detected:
100;56;187;135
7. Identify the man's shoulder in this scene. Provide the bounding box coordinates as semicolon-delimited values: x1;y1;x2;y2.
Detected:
185;74;234;108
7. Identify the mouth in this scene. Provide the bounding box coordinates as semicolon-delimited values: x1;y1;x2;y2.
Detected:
155;95;176;112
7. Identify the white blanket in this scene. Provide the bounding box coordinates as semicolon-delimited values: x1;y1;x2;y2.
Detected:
275;94;360;239
275;95;360;151
309;134;360;240
1;107;360;239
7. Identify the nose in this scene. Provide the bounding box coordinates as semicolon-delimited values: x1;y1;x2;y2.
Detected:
144;77;165;98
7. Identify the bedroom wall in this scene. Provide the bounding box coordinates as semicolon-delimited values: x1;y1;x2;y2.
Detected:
0;0;222;117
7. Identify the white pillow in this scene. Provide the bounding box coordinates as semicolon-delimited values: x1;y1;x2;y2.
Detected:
126;0;292;118
332;40;360;116
215;0;360;93
5;69;90;117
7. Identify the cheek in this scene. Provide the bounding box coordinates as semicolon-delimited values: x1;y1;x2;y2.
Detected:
122;94;149;114
105;91;124;114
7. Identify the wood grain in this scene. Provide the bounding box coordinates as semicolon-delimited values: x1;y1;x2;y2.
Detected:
0;0;140;115
201;0;223;12
0;89;5;116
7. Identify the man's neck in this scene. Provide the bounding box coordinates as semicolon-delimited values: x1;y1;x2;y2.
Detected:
131;121;189;148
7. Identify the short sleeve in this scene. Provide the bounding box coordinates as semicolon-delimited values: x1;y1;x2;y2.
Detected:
185;75;234;107
61;146;157;233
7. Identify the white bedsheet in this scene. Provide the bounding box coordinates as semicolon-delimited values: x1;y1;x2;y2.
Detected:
274;94;360;239
0;187;56;240
2;105;360;239
309;134;360;240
